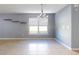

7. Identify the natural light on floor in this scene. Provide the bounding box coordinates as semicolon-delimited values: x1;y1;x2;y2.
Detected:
28;43;48;51
28;43;48;54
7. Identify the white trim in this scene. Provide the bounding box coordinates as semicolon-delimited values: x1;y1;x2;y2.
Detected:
0;38;54;40
55;38;71;50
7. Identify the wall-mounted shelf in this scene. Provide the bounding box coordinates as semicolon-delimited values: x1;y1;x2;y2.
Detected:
3;19;27;24
20;22;27;24
3;19;12;21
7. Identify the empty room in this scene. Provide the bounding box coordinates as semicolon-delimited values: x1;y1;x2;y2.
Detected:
0;4;79;55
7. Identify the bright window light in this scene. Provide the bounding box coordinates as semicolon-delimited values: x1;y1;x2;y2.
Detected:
29;17;48;34
39;26;48;34
29;26;38;34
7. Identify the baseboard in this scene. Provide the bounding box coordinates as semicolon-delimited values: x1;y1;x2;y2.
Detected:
55;38;71;50
0;38;54;40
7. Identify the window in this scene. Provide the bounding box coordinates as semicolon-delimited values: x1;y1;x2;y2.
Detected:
29;17;48;34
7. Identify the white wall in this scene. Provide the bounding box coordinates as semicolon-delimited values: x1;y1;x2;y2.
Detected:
71;4;79;48
0;13;55;38
0;14;25;38
55;5;71;47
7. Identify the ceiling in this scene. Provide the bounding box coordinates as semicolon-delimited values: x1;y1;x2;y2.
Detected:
0;4;67;13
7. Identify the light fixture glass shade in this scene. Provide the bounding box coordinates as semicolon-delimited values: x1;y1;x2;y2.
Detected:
38;4;48;18
40;13;48;18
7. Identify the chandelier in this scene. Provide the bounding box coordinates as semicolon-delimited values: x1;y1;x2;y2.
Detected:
38;4;48;18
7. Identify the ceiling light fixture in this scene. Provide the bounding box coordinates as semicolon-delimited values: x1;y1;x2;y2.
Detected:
38;4;48;18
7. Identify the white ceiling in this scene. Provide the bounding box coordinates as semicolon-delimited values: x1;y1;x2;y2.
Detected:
0;4;67;13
